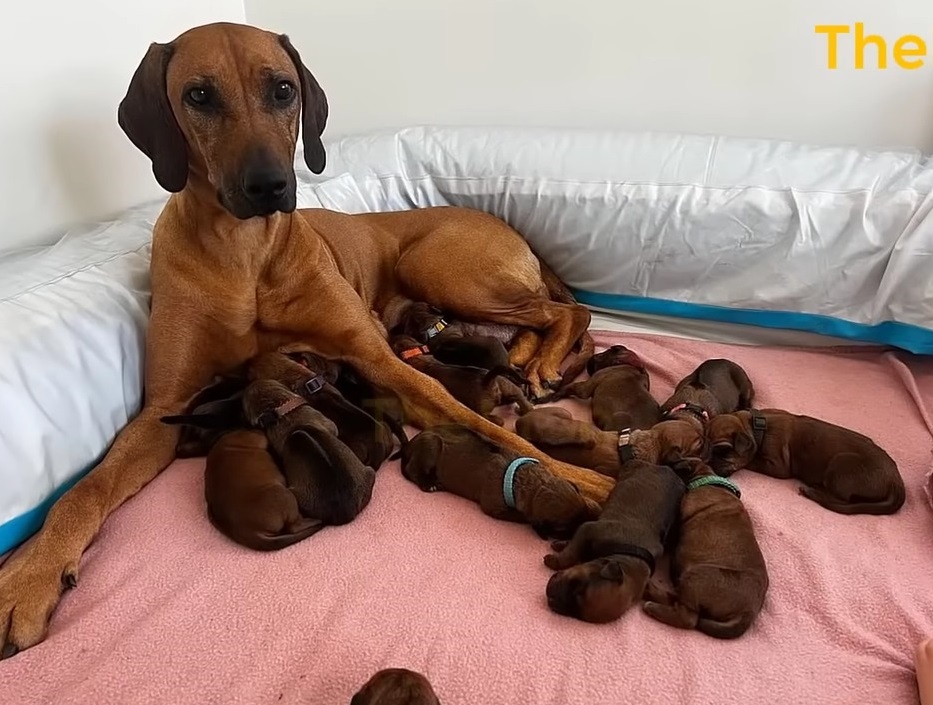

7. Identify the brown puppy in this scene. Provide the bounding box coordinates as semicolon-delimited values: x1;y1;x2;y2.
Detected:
351;668;441;705
400;424;602;539
543;459;684;623
707;409;906;515
643;459;768;639
242;380;376;527
554;345;661;432
248;351;400;469
515;407;705;478
390;334;533;426
661;359;755;426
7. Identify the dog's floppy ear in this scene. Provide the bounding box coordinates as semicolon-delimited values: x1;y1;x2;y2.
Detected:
278;34;328;174
599;560;626;583
732;429;755;457
118;42;188;192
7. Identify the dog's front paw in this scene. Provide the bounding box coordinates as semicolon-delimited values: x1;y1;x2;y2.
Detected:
0;549;74;659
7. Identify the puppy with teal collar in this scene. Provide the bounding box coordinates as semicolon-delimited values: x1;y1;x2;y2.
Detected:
399;424;602;539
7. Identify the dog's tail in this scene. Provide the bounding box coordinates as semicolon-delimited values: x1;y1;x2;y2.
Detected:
245;519;326;551
696;612;756;640
799;484;906;515
538;257;595;389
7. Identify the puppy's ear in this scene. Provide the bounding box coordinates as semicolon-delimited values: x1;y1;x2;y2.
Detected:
118;42;187;192
279;34;328;174
599;560;626;583
582;497;603;520
733;429;756;457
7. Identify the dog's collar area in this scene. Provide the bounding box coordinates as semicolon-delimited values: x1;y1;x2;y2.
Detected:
605;543;656;575
666;403;709;423
687;475;741;499
258;397;306;429
303;375;326;396
750;410;767;447
400;345;431;360
423;320;448;340
503;457;539;509
617;428;636;463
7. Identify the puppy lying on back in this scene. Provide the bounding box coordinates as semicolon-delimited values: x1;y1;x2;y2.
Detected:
390;334;533;425
399;424;601;538
554;345;661;431
661;358;755;426
243;380;376;528
515;407;705;478
351;668;441;705
643;458;768;640
248;351;401;469
707;409;906;515
543;459;684;623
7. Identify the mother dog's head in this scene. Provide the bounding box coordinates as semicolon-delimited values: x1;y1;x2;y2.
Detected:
118;22;327;218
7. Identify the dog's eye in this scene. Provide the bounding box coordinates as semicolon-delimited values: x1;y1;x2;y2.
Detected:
185;87;212;108
273;81;296;103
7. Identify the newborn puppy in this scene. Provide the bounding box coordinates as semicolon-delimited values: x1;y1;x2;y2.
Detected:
515;407;705;477
248;351;399;469
203;429;323;550
708;409;906;515
351;668;441;705
661;359;755;426
390;334;533;425
243;380;376;527
643;459;768;639
400;423;602;538
334;363;408;432
554;345;661;431
544;459;684;623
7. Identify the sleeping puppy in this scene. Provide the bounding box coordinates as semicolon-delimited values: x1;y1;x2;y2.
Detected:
707;409;906;515
334;363;408;433
351;668;441;705
399;423;602;539
553;345;661;431
390;334;533;425
643;458;768;639
242;380;376;527
661;359;755;426
514;407;705;478
543;459;684;623
248;351;401;470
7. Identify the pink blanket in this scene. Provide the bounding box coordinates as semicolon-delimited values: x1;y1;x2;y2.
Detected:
2;331;932;705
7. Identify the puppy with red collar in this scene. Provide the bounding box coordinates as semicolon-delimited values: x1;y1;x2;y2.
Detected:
661;359;755;427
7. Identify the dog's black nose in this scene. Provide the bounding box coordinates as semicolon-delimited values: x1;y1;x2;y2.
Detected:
243;166;288;204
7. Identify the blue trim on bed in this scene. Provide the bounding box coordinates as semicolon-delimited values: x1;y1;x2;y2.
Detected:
0;465;93;556
571;289;933;354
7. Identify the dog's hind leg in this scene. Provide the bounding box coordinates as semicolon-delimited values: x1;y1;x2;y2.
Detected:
643;598;700;631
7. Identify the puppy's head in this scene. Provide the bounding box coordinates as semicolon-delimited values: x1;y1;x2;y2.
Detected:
118;23;327;218
651;419;708;468
285;350;341;383
394;302;445;341
545;557;640;623
247;351;313;387
528;474;602;539
586;345;646;376
399;430;444;492
706;412;757;476
350;668;441;705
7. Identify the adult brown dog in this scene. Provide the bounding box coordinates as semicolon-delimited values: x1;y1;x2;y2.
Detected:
707;409;906;515
544;459;684;623
400;424;601;539
643;459;768;639
554;345;661;432
351;668;441;705
515;407;706;477
0;22;614;657
660;359;755;425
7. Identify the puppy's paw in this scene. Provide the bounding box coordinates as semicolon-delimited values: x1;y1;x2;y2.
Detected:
543;553;562;570
550;540;569;552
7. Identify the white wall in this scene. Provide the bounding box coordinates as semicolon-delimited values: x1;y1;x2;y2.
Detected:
246;0;933;152
0;0;245;252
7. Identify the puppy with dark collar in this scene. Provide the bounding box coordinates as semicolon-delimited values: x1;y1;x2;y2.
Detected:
243;380;376;527
661;358;755;427
515;407;705;478
390;334;533;425
248;351;401;469
643;458;768;639
400;424;602;539
707;409;905;515
553;345;661;432
543;459;684;623
351;668;441;705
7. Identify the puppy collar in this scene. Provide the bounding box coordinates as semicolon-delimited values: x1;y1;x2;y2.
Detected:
606;543;656;575
687;475;741;499
617;428;636;463
258;396;306;429
423;320;448;339
666;403;709;423
400;345;431;360
503;457;539;509
750;410;767;447
303;375;326;396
